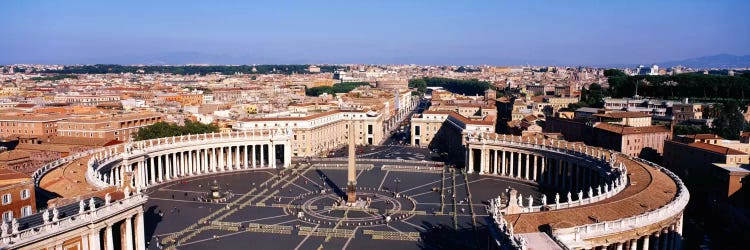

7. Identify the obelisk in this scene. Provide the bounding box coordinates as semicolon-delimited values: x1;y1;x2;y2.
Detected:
346;120;357;203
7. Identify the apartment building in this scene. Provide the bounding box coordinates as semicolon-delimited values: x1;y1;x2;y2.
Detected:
53;94;121;106
0;114;65;139
0;168;35;221
56;112;163;141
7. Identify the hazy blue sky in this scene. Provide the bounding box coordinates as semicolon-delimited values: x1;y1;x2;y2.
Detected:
2;0;749;65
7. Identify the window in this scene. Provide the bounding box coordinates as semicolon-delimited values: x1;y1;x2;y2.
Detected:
20;189;29;200
2;211;11;222
21;206;32;217
1;194;10;205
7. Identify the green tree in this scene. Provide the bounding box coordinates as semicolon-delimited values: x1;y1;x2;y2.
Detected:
603;69;627;77
135;120;219;141
408;78;427;93
416;77;492;96
712;101;747;140
305;86;335;96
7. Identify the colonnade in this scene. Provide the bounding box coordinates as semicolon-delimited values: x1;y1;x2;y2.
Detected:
104;143;289;189
467;147;608;192
591;221;683;250
78;208;146;250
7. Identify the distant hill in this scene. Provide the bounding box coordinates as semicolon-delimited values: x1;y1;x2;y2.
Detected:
657;54;750;69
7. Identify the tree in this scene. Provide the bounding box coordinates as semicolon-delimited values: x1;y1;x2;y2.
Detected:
305;86;334;96
135;120;220;141
409;78;427;93
712;101;747;140
603;69;627;78
416;77;492;96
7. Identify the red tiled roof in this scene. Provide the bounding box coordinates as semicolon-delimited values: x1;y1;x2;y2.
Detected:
687;142;747;155
683;134;723;140
594;123;669;135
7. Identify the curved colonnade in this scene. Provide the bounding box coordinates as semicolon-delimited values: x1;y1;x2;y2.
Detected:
468;133;689;250
87;129;293;190
4;130;292;250
467;134;628;211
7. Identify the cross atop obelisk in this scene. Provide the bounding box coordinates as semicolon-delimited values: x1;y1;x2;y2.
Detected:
346;120;357;203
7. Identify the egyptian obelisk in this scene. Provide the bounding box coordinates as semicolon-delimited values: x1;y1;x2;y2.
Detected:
346;120;357;203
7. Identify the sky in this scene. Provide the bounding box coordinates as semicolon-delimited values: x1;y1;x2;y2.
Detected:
1;0;749;66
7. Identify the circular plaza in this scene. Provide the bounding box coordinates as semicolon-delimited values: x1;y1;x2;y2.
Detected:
142;160;540;250
11;132;687;250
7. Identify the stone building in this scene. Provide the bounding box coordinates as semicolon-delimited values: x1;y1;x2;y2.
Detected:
0;168;35;220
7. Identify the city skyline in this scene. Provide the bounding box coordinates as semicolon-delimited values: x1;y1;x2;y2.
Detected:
2;0;749;65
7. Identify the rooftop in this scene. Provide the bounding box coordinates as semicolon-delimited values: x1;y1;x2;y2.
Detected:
594;123;669;135
594;112;651;119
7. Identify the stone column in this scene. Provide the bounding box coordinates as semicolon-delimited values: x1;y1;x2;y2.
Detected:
205;149;211;172
135;211;146;250
516;152;522;178
165;155;172;180
479;148;486;174
284;142;292;168
156;157;163;183
181;150;187;177
532;155;538;181
467;147;474;173
188;150;194;174
493;150;499;175
218;147;229;171
525;153;530;180
501;150;506;176
615;242;623;250
194;150;201;174
252;144;257;168
147;160;155;185
164;153;173;180
106;224;114;250
89;228;101;250
509;151;514;177
81;232;90;250
227;146;233;169
124;216;133;250
642;235;650;250
135;161;142;188
629;239;637;250
235;145;241;170
244;145;249;169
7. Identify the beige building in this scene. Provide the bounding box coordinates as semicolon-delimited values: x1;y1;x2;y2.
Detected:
0;114;65;140
672;102;705;123
56;112;163;141
234;110;385;157
594;112;653;127
410;110;495;166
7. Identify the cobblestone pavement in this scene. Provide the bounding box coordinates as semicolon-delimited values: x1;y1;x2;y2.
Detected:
144;162;541;250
